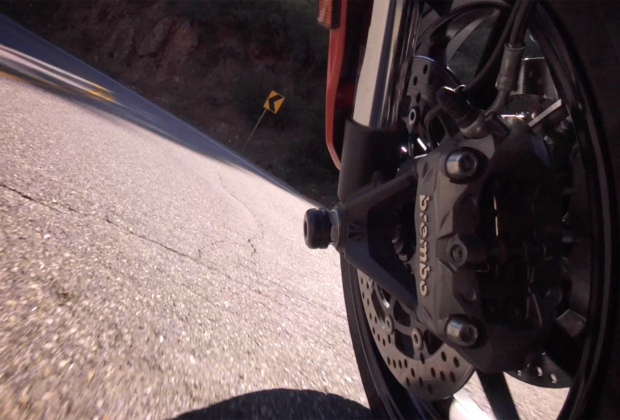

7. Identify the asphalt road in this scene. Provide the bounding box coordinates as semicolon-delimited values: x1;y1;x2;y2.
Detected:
0;15;568;420
0;72;371;419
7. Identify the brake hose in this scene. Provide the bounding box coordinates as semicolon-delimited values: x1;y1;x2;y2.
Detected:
462;4;520;95
424;1;535;133
424;2;520;129
509;0;536;48
486;0;535;113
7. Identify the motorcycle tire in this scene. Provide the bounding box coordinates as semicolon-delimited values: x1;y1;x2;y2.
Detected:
340;1;620;419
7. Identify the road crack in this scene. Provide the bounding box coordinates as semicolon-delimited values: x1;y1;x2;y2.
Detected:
1;182;350;324
216;172;264;257
0;181;201;265
247;238;257;255
100;215;201;264
0;182;61;213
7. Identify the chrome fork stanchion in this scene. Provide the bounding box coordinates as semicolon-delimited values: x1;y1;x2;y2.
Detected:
352;0;421;129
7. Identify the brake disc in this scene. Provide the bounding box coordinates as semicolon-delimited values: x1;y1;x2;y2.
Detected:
502;57;575;389
359;271;474;400
503;58;558;123
507;352;572;388
356;56;474;401
404;56;461;146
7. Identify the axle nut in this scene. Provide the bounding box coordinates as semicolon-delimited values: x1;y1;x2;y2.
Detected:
446;150;479;181
446;317;479;348
304;208;333;249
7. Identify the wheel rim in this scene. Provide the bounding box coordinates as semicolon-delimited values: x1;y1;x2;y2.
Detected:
348;2;614;419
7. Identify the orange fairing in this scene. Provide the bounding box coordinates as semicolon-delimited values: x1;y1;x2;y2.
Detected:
325;0;348;169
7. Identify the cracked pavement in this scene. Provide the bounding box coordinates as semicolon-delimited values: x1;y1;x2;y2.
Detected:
0;77;371;420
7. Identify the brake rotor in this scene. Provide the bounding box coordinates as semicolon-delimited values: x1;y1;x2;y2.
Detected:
404;56;461;148
507;352;572;388
356;56;474;401
358;271;474;400
503;58;558;123
501;57;575;389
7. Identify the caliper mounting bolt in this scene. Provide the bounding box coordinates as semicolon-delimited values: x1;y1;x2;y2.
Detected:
446;150;479;181
446;317;479;348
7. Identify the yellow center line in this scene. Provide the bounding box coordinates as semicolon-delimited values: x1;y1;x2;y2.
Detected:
1;25;115;102
86;88;115;102
0;70;21;81
0;69;56;88
0;67;115;103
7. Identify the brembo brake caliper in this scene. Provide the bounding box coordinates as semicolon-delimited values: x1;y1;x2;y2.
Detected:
304;87;563;372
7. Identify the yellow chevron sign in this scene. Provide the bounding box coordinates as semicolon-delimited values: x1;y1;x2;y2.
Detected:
264;91;285;114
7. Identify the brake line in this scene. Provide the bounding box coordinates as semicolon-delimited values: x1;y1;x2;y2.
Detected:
423;1;536;136
423;3;521;130
462;3;520;95
509;0;536;48
486;0;535;113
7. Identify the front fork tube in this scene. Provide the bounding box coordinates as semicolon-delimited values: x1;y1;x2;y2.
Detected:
340;0;421;202
352;0;421;131
334;0;422;310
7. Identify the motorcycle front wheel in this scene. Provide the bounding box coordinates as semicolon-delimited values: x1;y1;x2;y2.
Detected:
340;1;620;419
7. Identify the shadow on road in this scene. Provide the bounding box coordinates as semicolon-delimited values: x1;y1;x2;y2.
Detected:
170;389;374;420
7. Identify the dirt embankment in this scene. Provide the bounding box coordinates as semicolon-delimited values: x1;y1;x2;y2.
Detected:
2;0;338;205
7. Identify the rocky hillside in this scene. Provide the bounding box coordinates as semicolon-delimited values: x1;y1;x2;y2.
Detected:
1;0;339;204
